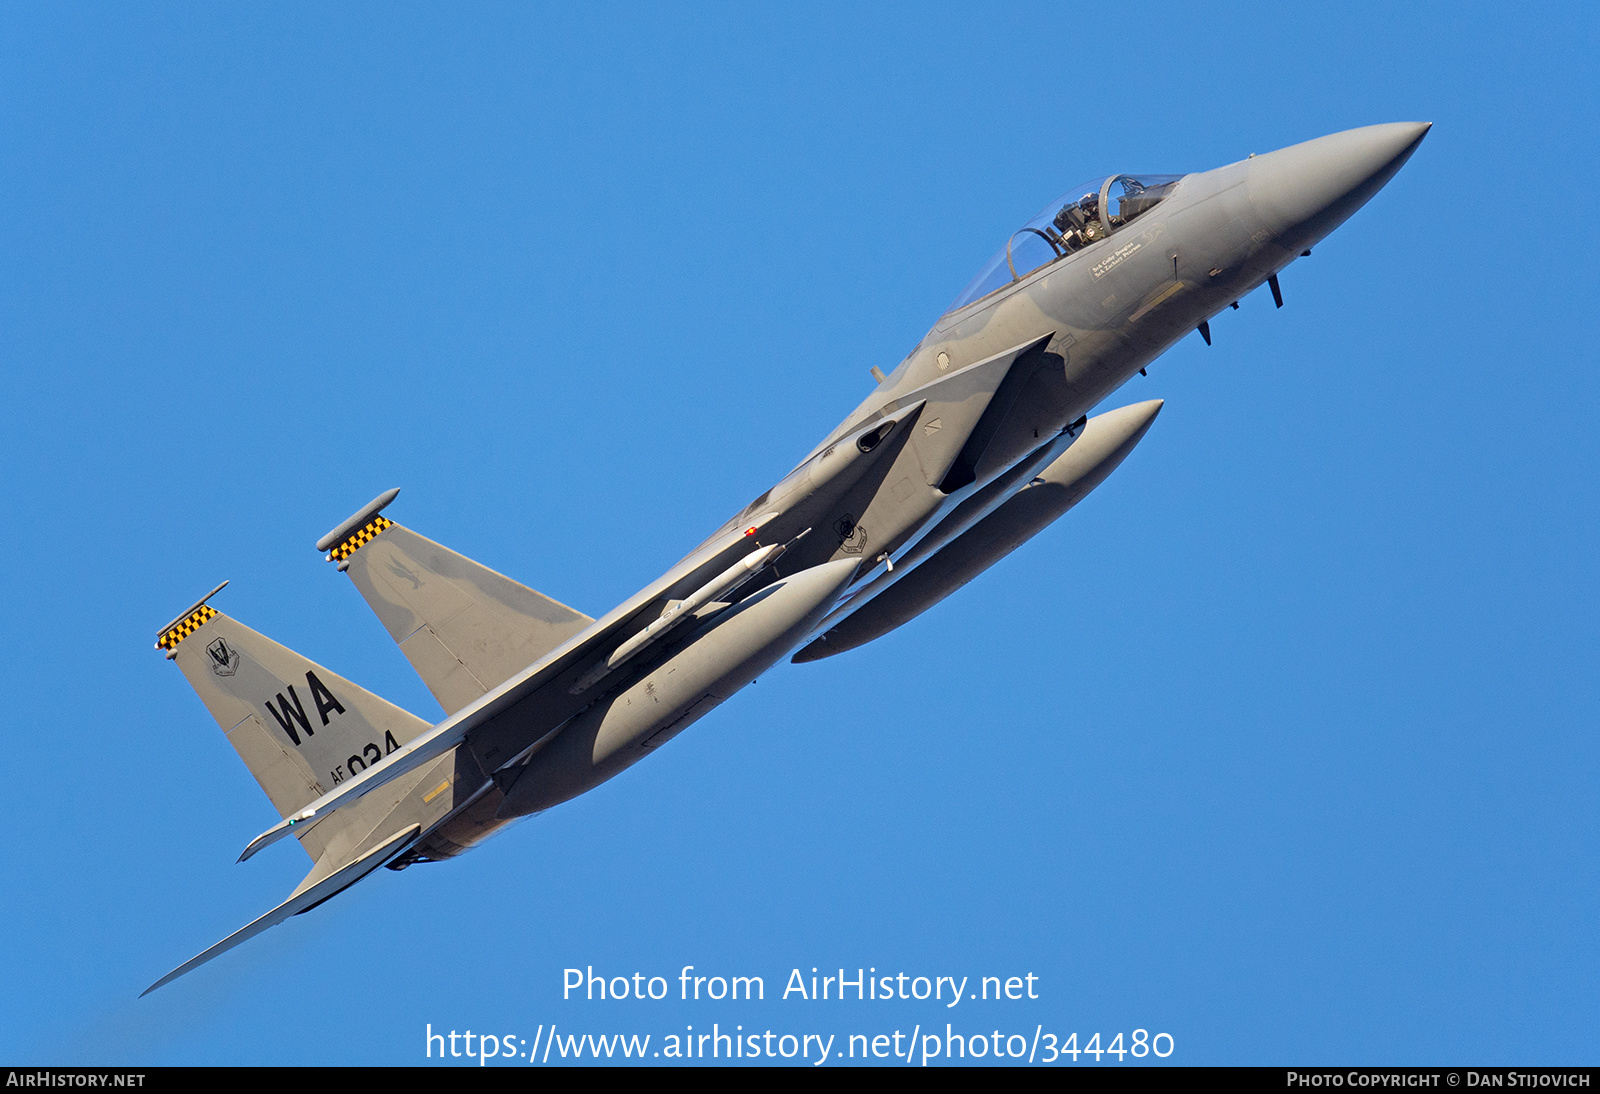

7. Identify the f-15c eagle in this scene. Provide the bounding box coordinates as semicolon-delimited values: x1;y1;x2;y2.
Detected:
145;122;1430;994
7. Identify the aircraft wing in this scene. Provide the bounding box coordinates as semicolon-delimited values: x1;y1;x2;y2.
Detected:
238;510;783;861
143;824;420;996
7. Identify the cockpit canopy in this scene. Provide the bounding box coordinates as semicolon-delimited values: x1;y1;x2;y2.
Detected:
946;174;1183;314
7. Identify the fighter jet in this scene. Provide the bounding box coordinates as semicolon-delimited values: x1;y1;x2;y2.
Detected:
145;122;1430;993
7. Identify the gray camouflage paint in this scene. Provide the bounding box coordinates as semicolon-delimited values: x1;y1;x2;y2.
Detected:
147;123;1429;993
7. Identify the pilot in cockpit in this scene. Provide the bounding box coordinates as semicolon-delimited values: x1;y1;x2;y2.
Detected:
1051;192;1105;253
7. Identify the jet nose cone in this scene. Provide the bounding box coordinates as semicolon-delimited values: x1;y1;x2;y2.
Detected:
1247;122;1431;250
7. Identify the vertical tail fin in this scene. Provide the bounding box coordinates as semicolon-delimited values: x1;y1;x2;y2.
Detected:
156;587;433;861
316;490;594;714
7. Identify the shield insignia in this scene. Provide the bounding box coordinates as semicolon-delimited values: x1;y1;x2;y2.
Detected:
207;636;240;677
834;515;868;556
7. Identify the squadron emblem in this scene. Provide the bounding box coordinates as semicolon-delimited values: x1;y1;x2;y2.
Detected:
834;514;868;556
207;636;240;677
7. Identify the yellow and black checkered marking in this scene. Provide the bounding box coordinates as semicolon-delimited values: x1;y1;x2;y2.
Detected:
156;605;217;651
328;516;393;562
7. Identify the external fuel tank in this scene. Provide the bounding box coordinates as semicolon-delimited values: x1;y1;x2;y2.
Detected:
793;400;1163;662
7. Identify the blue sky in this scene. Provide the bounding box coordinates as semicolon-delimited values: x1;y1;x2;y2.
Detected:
2;2;1595;1066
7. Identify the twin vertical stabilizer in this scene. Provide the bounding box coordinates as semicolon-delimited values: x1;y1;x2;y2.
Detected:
149;590;456;993
157;598;434;863
317;490;595;715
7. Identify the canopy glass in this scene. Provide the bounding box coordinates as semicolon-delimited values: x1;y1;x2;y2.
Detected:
946;174;1183;314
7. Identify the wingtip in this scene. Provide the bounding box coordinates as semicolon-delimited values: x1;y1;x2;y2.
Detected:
238;833;271;862
790;641;825;664
141;964;186;997
241;807;316;862
238;825;283;863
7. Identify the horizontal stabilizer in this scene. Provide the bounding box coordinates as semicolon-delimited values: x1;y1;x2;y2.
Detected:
142;824;419;996
318;498;594;715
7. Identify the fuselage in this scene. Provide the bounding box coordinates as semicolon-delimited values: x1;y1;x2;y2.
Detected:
814;121;1430;549
148;123;1432;996
397;122;1432;864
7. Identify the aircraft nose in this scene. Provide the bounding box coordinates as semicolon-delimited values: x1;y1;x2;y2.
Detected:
1247;122;1431;250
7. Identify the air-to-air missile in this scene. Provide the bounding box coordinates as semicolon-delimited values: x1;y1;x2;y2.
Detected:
146;123;1430;992
497;556;862;817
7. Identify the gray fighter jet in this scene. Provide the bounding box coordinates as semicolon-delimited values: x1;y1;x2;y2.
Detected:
145;122;1429;993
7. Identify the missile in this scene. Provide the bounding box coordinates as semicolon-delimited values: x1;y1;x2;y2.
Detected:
556;405;923;700
569;532;808;695
791;398;1163;662
498;557;860;817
